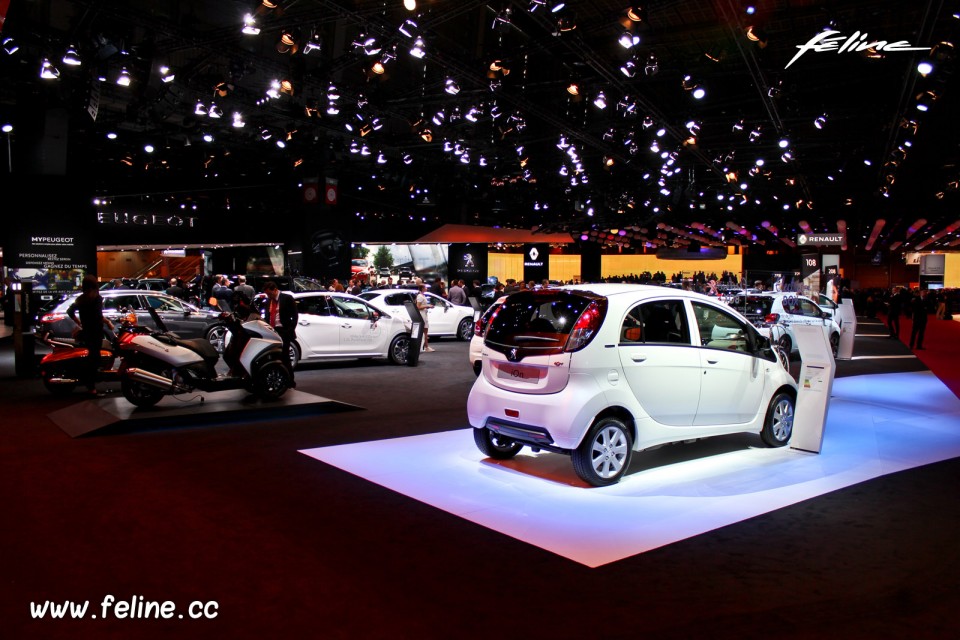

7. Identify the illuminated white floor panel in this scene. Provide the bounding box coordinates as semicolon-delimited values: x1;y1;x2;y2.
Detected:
300;371;960;567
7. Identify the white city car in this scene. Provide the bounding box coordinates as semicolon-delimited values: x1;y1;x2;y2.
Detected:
726;292;841;356
359;289;475;341
469;295;508;375
467;284;798;487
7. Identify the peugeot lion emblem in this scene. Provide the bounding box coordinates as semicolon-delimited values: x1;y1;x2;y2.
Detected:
508;348;520;362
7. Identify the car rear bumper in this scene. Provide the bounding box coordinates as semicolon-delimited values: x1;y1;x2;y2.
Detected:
467;371;614;450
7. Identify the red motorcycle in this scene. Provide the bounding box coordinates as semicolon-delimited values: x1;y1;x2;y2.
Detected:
37;311;141;395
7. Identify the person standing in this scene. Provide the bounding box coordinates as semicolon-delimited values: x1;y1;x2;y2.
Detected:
887;287;903;340
909;290;929;350
233;275;256;320
263;281;298;384
165;277;186;300
416;282;434;352
67;275;114;397
447;279;468;306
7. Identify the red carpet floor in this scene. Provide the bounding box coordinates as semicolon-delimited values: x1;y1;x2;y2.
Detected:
879;311;960;398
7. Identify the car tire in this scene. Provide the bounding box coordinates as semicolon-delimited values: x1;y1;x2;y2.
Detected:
388;334;411;365
254;360;290;400
760;391;794;447
572;417;634;487
777;333;792;355
119;363;166;408
473;427;523;459
457;317;474;341
829;332;840;357
288;342;301;370
206;324;227;353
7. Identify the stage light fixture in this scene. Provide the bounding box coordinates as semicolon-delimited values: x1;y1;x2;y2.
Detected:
62;46;81;66
593;91;607;109
160;66;176;83
116;67;132;86
242;14;261;35
2;37;19;55
40;58;60;79
814;114;827;129
444;78;460;95
627;5;646;22
410;37;426;58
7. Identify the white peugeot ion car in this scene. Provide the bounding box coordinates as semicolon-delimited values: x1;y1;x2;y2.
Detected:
467;284;798;487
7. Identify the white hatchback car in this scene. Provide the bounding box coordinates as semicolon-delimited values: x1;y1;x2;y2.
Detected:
727;292;841;356
359;289;475;341
469;295;508;375
273;291;413;368
467;284;798;486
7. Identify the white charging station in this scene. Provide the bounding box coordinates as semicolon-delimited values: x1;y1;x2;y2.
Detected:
836;299;858;360
791;324;836;454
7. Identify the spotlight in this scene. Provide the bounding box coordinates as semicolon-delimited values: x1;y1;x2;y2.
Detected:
303;30;322;55
160;66;176;83
399;19;418;38
232;112;246;128
242;14;261;35
403;154;413;165
409;37;426;58
2;37;19;55
566;82;580;95
404;0;417;10
692;86;706;99
814;114;827;129
620;59;637;77
627;5;646;22
116;67;132;86
371;60;386;74
208;104;223;118
444;78;460;95
593;91;607;109
748;126;761;142
40;58;60;79
745;25;768;47
62;45;81;66
618;31;639;49
644;54;659;75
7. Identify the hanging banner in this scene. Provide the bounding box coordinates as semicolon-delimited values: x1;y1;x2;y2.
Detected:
324;178;338;205
523;243;550;283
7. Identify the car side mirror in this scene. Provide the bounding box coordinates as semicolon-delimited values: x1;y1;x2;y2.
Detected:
371;310;380;322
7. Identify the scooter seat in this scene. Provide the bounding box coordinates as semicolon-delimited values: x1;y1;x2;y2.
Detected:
172;337;220;364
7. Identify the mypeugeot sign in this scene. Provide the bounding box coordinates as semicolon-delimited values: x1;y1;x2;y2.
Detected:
798;233;845;247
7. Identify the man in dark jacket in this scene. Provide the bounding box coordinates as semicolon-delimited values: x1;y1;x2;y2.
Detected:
909;290;928;350
263;281;298;385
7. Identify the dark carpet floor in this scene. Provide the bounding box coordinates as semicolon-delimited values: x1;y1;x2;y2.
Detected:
2;316;959;639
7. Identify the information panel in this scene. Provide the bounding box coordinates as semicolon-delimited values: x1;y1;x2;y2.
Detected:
790;324;836;454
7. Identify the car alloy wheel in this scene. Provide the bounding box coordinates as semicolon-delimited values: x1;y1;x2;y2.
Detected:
761;391;794;447
572;417;633;487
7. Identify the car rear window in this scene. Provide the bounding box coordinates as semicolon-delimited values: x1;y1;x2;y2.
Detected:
485;290;605;356
728;295;773;319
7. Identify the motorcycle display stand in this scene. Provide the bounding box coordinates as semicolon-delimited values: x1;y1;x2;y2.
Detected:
48;389;360;438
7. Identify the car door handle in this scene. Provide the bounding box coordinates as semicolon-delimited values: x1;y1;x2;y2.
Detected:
706;358;720;364
341;323;352;328
298;320;310;326
630;354;647;362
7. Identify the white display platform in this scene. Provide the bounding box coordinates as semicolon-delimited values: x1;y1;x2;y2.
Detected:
300;371;960;567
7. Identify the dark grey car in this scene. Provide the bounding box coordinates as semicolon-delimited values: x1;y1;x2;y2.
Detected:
38;290;228;350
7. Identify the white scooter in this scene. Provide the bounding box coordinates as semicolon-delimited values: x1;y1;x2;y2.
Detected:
116;306;291;408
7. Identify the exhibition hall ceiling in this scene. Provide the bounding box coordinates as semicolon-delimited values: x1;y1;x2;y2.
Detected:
0;0;958;253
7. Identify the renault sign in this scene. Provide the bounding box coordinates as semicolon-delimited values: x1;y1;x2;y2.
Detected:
797;233;845;246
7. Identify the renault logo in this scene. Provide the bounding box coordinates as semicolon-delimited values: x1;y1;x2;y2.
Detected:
528;247;539;261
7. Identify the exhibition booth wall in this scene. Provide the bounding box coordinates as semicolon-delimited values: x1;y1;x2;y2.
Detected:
485;253;744;284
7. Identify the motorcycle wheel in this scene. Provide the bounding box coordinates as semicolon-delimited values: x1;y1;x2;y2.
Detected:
253;360;290;400
119;363;166;408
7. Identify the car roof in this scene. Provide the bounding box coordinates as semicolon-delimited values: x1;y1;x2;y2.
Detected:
556;283;726;302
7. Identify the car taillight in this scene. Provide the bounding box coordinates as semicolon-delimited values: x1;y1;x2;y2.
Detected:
118;331;137;345
764;313;780;324
478;306;501;337
473;318;485;337
564;301;603;353
40;313;67;324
